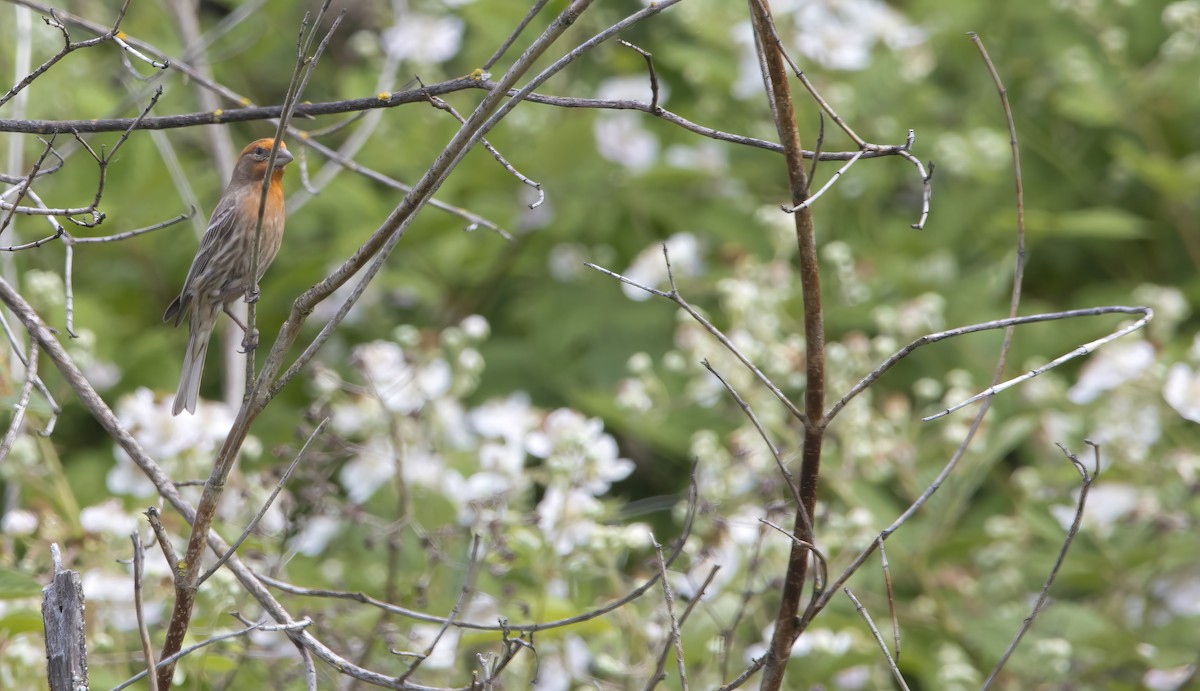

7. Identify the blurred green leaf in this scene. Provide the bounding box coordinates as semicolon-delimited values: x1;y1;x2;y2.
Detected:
1017;207;1149;239
0;568;43;600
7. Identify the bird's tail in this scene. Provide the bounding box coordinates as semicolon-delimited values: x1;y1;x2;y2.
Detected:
173;315;214;416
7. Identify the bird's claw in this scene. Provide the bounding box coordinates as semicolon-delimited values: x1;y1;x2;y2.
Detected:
240;328;260;354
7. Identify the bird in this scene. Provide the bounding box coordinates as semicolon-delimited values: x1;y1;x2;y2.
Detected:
163;138;294;415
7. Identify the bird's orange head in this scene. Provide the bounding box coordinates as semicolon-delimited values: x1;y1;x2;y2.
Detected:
236;138;294;181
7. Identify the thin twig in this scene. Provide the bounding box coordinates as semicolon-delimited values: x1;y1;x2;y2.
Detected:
130;532;160;691
647;565;718;691
825;306;1152;425
261;470;699;634
652;535;688;690
397;535;482;681
110;618;314;691
0;338;38;463
844;587;910;691
420;88;543;209
782;150;863;213
923;310;1152;420
0;309;58;422
702;359;804;513
980;442;1099;689
483;0;551;70
197;418;328;585
144;507;181;577
759;519;827;596
586;255;809;428
878;538;900;661
619;40;660;112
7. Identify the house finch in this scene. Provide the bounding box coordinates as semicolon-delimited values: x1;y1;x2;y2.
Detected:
163;138;293;415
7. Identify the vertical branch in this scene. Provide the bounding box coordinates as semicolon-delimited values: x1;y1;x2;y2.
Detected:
747;1;824;688
131;532;160;691
981;442;1099;689
156;9;340;687
42;543;89;691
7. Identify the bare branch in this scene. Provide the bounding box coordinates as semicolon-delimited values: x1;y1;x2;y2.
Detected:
652;535;689;690
586;255;809;428
130;532;160;691
397;535;482;682
844;587;910;691
111;618;314;691
826;306;1152;425
197;418;328;586
981;442;1099;689
0;337;37;464
647;566;717;691
619;40;661;112
923;309;1152;421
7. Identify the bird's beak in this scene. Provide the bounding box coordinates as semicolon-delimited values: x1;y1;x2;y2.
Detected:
275;147;295;166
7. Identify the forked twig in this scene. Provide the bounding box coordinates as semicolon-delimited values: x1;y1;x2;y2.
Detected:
130;532;160;691
845;587;910;691
586;250;809;428
652;535;689;690
981;442;1099;689
197;418;328;585
923;310;1151;420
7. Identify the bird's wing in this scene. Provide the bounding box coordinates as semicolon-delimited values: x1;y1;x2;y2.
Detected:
176;187;245;301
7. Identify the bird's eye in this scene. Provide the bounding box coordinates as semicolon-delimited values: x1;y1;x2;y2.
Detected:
254;147;266;156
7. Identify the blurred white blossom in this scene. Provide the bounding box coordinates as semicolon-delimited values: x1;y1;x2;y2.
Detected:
107;388;238;497
289;515;341;557
1164;363;1200;423
1050;483;1139;537
1067;339;1156;404
731;0;926;98
353;341;451;414
1;509;37;536
527;409;634;495
382;14;463;64
80;499;138;536
593;76;663;171
620;232;703;301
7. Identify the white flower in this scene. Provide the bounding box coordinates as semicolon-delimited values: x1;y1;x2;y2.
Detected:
664;141;727;174
527;409;634;495
1164;363;1200;423
536;485;601;555
547;243;590;282
469;392;539;445
1049;483;1139;537
1144;664;1198;691
1;509;38;536
591;76;663;171
460;314;490;341
339;437;396;504
1152;573;1200;616
1067;339;1156;404
534;635;592;690
353;341;450;414
405;625;461;669
789;627;854;657
441;470;518;526
108;388;239;496
82;569;162;632
479;440;526;479
382;14;464;64
289;515;341;557
620;233;703;302
593;113;659;171
80;499;138;536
